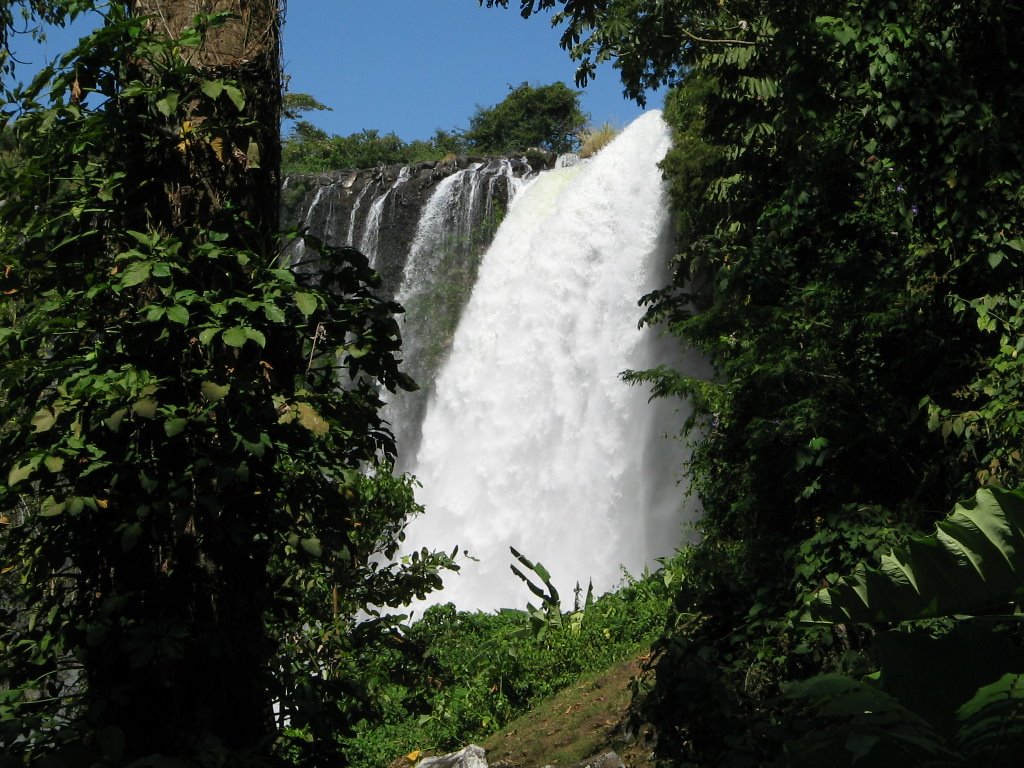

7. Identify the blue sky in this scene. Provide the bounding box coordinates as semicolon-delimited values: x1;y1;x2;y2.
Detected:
10;2;663;142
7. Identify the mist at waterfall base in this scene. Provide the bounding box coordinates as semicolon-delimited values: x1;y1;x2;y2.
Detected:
395;112;705;614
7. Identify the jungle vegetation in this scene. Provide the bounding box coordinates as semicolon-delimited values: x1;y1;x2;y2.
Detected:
482;0;1024;765
5;1;1024;767
281;81;588;175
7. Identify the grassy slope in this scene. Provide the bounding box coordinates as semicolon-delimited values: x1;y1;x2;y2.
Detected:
480;653;657;768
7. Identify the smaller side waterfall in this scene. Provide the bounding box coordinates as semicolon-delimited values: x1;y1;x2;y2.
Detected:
388;159;531;463
282;157;538;300
360;166;413;265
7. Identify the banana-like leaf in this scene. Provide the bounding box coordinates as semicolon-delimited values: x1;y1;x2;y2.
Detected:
956;672;1024;762
509;546;560;606
805;487;1024;623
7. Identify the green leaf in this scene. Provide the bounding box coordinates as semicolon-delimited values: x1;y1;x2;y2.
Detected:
200;79;224;99
198;327;219;345
121;261;152;287
132;397;158;419
223;84;245;111
178;28;203;48
164;418;187;437
156;93;179;116
300;537;322;557
31;408;57;433
245;327;267;347
8;458;39;486
165;305;189;325
246;139;261;169
43;455;64;473
222;326;248;347
295;292;318;316
105;408;128;432
200;381;230;402
295;403;329;436
957;672;1024;721
806;487;1024;623
263;303;286;323
121;522;142;552
40;496;65;517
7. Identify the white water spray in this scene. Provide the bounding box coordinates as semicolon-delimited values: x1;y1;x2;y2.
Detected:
401;112;703;612
388;160;530;462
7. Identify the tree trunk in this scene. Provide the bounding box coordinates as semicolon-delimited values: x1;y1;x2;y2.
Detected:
129;0;282;236
84;1;284;759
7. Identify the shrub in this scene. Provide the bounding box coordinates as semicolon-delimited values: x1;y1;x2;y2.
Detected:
578;122;618;158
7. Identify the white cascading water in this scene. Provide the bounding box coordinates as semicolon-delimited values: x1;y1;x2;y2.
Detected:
360;166;413;263
400;111;703;613
389;159;530;463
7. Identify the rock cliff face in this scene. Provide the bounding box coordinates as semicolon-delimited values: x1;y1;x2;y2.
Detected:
280;153;548;463
281;154;549;300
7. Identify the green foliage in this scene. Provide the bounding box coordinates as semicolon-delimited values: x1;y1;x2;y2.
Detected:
783;669;1024;767
781;673;958;767
809;487;1024;624
281;80;584;176
330;564;675;768
0;5;453;764
784;488;1024;767
510;546;591;638
485;2;1024;765
282;91;332;120
640;507;916;766
281;124;457;175
465;81;587;154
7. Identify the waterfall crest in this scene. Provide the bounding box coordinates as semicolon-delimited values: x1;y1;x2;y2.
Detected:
400;111;703;613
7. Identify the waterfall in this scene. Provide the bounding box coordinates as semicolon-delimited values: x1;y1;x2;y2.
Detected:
389;159;530;465
399;111;703;613
360;166;413;264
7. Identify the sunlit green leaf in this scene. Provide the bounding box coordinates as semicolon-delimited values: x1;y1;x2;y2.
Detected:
156;93;179;116
40;496;65;517
121;261;152;287
132;397;158;419
105;408;128;432
165;305;189;325
295;292;317;316
223;84;245;111
245;327;266;347
200;381;230;402
200;79;224;99
222;326;248;347
300;537;322;557
31;408;57;433
164;418;187;437
295;402;329;436
8;459;38;486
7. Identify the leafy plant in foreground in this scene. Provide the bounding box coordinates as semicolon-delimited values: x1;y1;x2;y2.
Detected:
0;5;453;764
786;487;1024;767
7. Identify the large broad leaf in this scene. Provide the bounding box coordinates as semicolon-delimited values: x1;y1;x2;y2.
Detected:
782;674;958;768
806;487;1024;623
